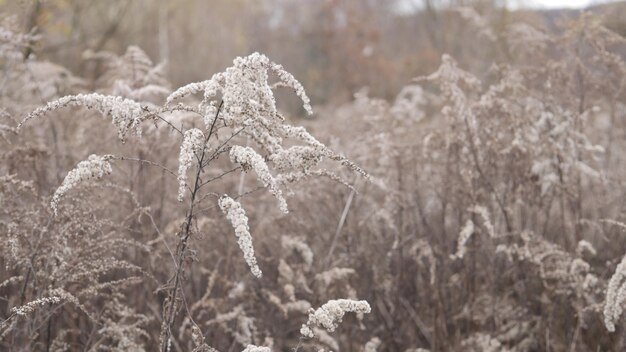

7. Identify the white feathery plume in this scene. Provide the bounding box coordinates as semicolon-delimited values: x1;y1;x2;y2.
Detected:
241;346;271;352
166;80;212;105
230;145;287;213
269;61;312;115
300;299;371;338
469;205;495;238
19;93;145;139
11;295;61;316
165;72;226;128
604;254;626;332
280;125;371;181
451;219;475;259
177;128;205;202
269;146;321;172
577;240;597;257
51;154;113;215
219;195;262;278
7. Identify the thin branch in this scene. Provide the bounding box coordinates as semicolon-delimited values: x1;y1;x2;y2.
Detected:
202;126;247;168
324;188;356;269
198;166;241;189
196;186;264;214
115;156;178;179
160;101;223;352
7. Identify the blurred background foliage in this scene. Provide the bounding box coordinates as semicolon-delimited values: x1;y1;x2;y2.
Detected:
4;0;625;109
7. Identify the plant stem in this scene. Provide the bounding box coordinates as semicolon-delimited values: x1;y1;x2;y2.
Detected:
160;101;222;352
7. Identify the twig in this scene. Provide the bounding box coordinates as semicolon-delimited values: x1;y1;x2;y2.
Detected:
324;188;356;269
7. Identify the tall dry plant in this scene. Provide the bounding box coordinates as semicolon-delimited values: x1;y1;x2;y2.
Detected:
2;25;372;350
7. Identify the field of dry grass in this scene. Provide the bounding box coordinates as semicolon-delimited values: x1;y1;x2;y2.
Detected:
2;1;626;351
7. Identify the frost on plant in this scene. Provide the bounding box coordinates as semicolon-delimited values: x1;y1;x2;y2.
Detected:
300;299;371;338
218;195;262;278
51;154;113;215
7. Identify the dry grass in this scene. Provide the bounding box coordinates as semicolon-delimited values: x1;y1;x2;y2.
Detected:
2;3;626;352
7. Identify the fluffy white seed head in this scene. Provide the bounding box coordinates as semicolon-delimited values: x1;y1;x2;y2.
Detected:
219;53;312;125
165;72;226;128
451;219;475;259
269;61;312;115
577;240;597;257
51;154;113;215
230;145;287;213
270;146;322;172
241;345;271;352
166;79;212;105
219;195;262;278
177;128;205;202
19;93;144;140
604;254;626;332
300;299;371;338
469;205;495;238
165;53;368;189
11;295;61;316
280;125;371;181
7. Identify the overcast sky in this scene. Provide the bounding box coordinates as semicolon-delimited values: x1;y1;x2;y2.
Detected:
395;0;620;14
515;0;616;8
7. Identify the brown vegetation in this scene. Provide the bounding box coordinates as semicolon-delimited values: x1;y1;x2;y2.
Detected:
2;1;626;351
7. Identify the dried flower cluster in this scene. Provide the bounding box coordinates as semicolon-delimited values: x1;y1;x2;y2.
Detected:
19;93;145;139
230;145;287;213
300;299;371;338
218;195;262;278
51;154;113;215
451;219;475;259
178;128;205;201
10;295;61;316
241;345;271;352
5;38;372;350
605;254;626;332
